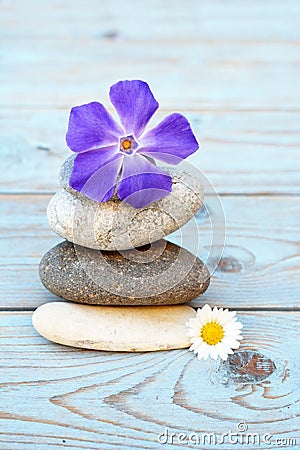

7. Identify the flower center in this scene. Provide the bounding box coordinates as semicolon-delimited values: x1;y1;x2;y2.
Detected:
120;135;138;155
201;322;224;346
122;139;131;150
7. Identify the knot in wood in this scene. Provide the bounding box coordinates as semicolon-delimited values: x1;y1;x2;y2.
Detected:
217;256;243;273
219;350;276;384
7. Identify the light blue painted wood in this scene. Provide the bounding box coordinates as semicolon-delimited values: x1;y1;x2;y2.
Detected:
1;0;300;41
0;1;300;109
0;311;299;449
0;0;299;448
1;54;299;110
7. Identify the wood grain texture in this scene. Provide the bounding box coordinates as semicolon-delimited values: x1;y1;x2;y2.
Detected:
1;0;300;41
1;51;299;109
0;311;299;449
1;109;299;194
0;1;300;109
0;195;299;309
0;0;299;447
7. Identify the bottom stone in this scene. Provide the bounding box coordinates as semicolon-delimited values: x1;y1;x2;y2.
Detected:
32;302;196;351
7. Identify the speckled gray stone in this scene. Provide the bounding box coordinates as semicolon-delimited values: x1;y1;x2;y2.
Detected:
59;155;79;194
39;240;210;306
48;158;204;251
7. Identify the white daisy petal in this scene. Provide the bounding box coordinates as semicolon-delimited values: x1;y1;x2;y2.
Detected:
196;344;210;360
217;346;230;360
223;325;242;335
231;341;241;349
224;324;241;331
198;342;211;359
222;315;238;327
224;333;242;340
223;337;241;349
198;343;207;352
215;308;225;323
201;341;211;352
202;351;210;361
217;312;230;326
209;346;219;360
224;327;241;335
222;336;238;346
196;309;203;320
220;343;234;355
201;304;212;321
212;306;219;319
190;337;203;346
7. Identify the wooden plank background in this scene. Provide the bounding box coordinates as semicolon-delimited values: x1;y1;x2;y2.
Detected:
0;0;299;448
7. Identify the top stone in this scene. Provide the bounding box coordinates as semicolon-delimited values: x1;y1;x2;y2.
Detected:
47;156;204;251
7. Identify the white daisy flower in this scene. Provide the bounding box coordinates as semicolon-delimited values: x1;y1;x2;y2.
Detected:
186;304;243;361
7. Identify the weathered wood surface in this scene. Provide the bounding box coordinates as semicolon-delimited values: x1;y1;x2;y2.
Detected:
1;53;299;109
0;194;299;310
2;0;300;41
1;0;299;448
0;311;299;449
1;110;300;194
0;1;300;110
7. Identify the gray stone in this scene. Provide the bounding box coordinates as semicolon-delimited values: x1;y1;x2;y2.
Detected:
49;159;204;251
32;302;197;351
39;240;210;306
59;155;77;194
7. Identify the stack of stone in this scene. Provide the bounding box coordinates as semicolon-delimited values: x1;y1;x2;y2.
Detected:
33;155;210;352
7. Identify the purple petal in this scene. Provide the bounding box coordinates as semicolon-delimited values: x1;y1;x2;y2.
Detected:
109;80;159;138
117;154;172;208
70;146;124;202
138;113;199;164
66;102;123;153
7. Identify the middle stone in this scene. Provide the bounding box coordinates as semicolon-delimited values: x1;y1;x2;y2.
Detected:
39;240;210;306
47;164;203;251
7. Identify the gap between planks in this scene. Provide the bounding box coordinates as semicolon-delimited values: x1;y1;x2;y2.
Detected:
0;307;299;313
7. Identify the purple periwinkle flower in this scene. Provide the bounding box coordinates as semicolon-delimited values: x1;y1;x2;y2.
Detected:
66;80;199;208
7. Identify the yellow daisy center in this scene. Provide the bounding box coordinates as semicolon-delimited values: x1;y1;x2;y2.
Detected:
201;322;224;346
121;139;132;150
